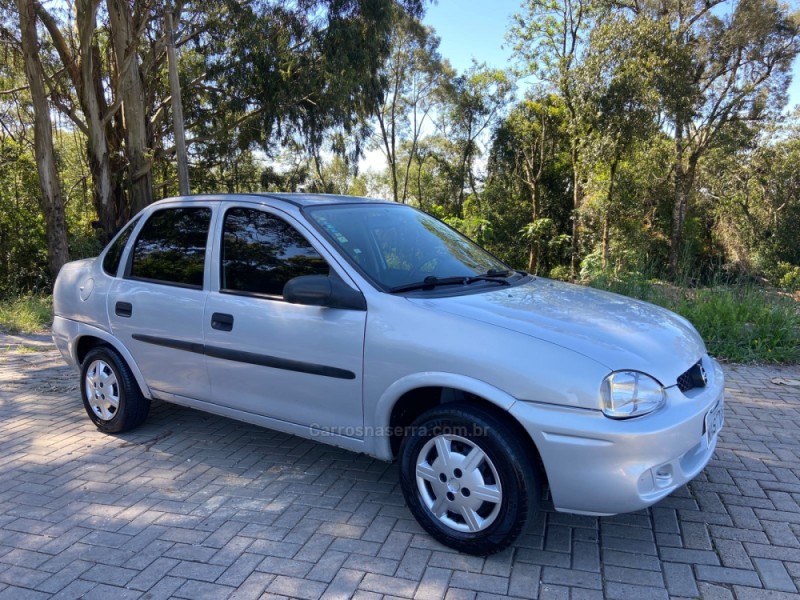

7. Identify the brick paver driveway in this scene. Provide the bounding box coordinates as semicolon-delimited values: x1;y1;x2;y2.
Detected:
0;333;799;600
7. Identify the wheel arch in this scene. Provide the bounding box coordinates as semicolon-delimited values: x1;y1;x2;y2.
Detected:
72;332;152;399
373;373;548;489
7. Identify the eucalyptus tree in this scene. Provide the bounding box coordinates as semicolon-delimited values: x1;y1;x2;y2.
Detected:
372;7;451;204
192;0;424;178
437;63;514;211
12;0;69;279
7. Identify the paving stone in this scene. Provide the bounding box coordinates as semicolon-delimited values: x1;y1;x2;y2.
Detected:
449;571;508;595
659;546;720;565
697;581;732;600
694;564;763;586
752;557;797;592
662;561;698;597
267;574;327;599
414;566;452;600
319;568;364;600
605;581;668;600
540;566;601;590
735;587;800;600
360;573;419;597
173;579;236;599
603;565;664;587
508;564;540;598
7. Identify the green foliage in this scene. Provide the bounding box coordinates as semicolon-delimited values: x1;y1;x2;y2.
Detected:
768;262;800;291
0;294;52;333
0;137;50;297
591;276;800;363
548;265;571;281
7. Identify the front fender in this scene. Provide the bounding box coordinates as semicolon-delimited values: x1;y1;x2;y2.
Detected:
52;316;153;399
366;371;519;460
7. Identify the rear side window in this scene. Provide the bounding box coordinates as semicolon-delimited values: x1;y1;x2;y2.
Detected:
102;217;139;276
221;207;329;297
129;207;211;288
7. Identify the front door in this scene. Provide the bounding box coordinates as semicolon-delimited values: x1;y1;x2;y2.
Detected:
203;205;366;435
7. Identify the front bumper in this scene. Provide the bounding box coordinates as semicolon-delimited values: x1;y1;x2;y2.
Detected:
510;356;725;515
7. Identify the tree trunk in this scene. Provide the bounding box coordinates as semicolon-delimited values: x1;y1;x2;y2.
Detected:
570;143;582;277
37;0;117;241
16;0;69;281
108;0;153;213
165;10;190;196
602;158;619;269
527;180;540;273
668;122;696;277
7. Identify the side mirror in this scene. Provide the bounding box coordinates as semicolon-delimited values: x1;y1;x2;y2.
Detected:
283;275;367;311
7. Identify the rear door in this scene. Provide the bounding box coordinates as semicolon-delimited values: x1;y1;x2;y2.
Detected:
108;205;214;401
203;204;366;434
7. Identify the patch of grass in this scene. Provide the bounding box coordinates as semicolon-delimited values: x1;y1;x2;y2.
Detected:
0;295;53;334
591;277;800;364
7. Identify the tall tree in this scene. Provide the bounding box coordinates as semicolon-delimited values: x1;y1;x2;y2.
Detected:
497;93;566;272
616;0;799;274
373;8;450;203
581;14;658;268
193;0;424;170
510;0;598;275
36;0;118;237
108;0;153;214
439;63;513;210
15;0;69;279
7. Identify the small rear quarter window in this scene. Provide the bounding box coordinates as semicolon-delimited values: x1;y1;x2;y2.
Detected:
102;217;139;276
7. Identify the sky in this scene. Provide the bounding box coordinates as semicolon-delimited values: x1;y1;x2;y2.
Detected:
422;0;800;110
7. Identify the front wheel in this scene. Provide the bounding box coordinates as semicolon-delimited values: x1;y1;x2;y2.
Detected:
399;403;540;555
80;346;149;433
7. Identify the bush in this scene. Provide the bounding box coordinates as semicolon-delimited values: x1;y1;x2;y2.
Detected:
548;265;571;281
0;295;53;334
778;264;800;291
590;277;799;363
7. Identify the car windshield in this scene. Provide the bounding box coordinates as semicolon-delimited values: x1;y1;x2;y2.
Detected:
306;203;513;292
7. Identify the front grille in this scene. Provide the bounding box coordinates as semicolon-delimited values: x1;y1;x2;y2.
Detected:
677;360;707;393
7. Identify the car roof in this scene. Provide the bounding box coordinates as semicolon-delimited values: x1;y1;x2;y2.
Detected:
156;192;394;208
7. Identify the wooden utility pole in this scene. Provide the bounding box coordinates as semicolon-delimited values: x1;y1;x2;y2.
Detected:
166;10;190;195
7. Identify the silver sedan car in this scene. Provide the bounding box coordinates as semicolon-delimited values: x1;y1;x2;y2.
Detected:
52;193;724;555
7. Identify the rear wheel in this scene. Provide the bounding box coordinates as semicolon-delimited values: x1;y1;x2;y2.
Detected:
80;346;149;433
399;403;539;555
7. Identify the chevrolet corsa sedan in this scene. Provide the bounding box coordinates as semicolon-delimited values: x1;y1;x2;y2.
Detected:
52;193;725;555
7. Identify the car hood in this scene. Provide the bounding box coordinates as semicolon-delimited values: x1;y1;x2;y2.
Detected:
409;277;705;387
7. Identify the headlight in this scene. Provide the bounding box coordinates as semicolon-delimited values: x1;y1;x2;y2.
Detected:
601;371;665;419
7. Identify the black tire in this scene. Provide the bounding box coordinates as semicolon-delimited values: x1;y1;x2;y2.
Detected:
80;345;150;433
399;403;539;555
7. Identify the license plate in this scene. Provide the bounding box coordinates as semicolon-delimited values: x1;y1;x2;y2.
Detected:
704;398;724;446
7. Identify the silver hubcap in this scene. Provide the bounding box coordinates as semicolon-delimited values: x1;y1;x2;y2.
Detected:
415;434;503;533
85;359;120;421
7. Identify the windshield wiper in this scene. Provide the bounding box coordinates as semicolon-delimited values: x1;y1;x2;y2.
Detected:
389;276;469;293
465;269;513;285
389;270;512;294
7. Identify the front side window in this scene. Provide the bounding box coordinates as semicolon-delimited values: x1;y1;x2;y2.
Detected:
129;207;211;288
221;207;329;297
102;216;139;276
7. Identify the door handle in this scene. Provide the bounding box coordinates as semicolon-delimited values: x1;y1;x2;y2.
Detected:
115;301;133;318
211;312;234;331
